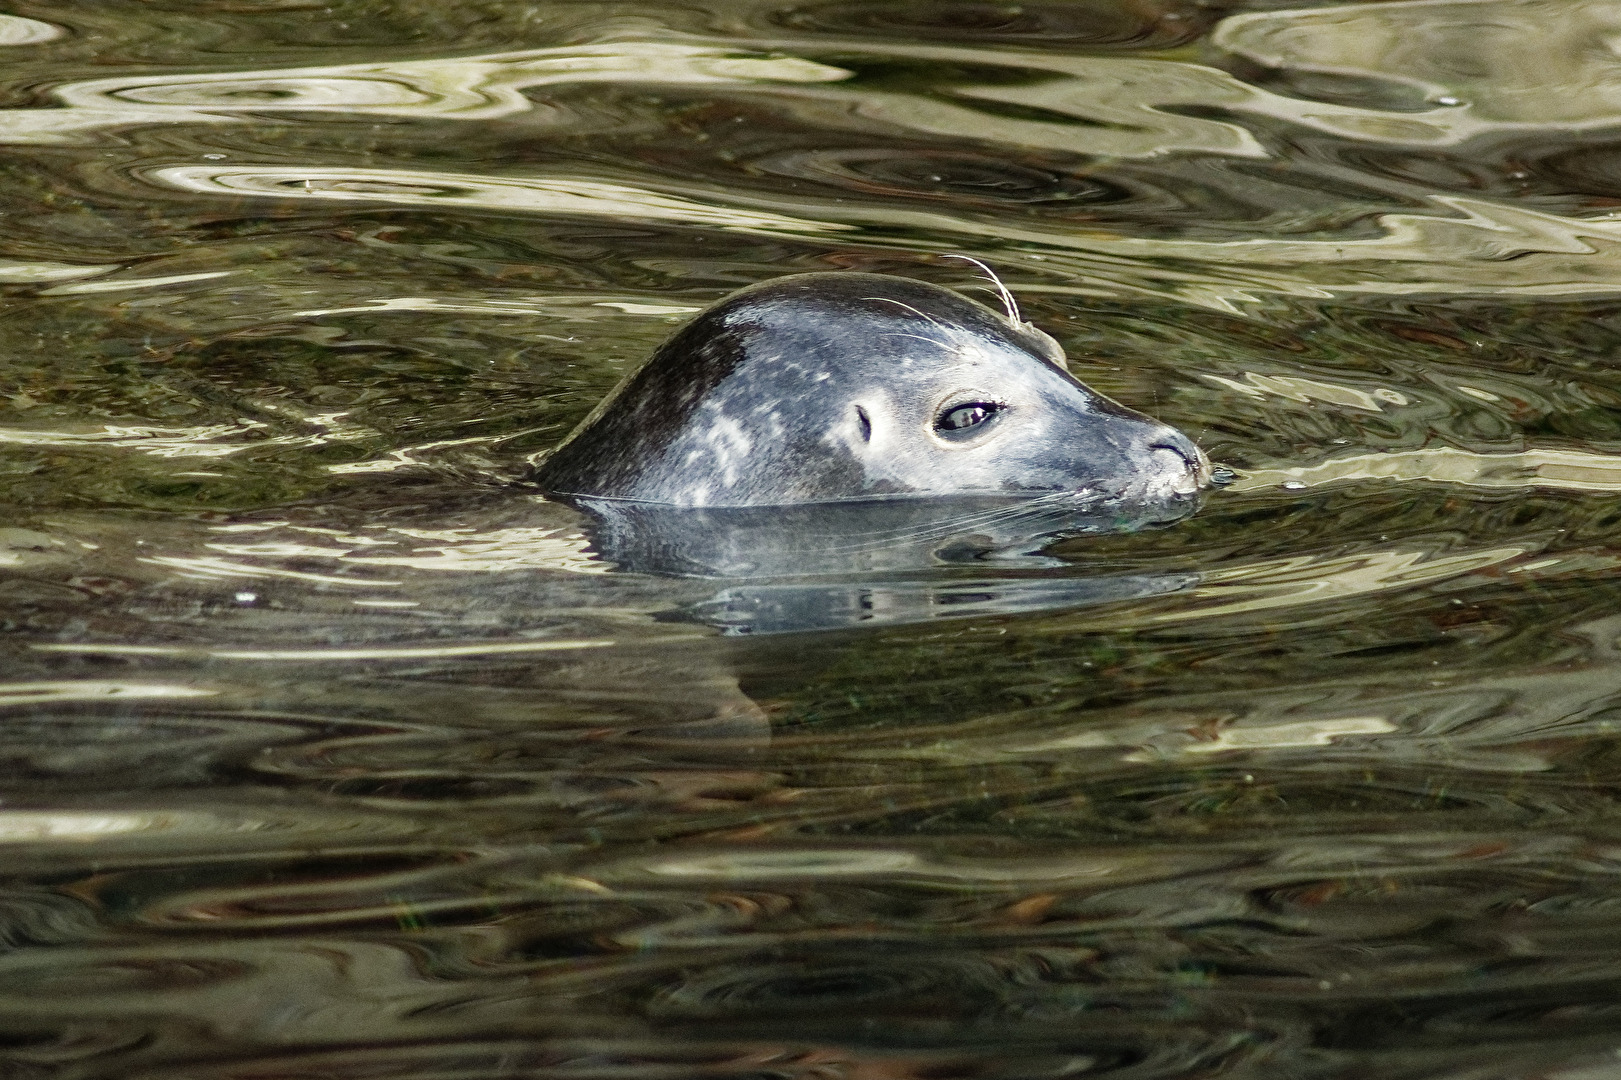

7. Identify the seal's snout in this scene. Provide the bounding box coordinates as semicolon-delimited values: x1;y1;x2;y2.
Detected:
1145;430;1211;496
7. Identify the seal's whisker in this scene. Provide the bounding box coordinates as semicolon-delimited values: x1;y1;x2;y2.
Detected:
939;491;1086;532
791;505;1024;553
907;490;1104;541
941;254;1022;327
863;296;953;334
881;331;955;351
818;490;1097;552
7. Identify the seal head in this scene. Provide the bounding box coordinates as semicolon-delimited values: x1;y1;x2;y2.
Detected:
534;272;1208;511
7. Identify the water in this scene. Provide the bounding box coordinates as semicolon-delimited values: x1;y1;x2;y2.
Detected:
8;0;1621;1076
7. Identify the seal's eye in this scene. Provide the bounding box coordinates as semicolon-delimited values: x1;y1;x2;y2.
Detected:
935;401;1002;439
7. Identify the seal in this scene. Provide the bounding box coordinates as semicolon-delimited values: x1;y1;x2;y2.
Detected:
534;271;1209;511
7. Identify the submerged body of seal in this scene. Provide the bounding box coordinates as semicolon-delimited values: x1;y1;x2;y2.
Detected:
535;271;1208;517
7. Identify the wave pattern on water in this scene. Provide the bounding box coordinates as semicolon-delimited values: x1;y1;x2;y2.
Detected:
134;162;1621;310
0;43;851;143
9;1;1621;1078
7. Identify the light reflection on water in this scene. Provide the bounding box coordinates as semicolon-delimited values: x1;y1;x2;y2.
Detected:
10;0;1621;1077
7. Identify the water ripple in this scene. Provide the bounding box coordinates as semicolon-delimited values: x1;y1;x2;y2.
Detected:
34;638;614;662
139;161;1621;308
1216;0;1621;131
0;681;217;707
0;14;61;46
151;164;853;236
1235;446;1621;494
0;420;326;458
0;43;849;143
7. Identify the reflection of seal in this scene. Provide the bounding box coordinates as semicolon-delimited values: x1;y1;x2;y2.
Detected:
535;272;1209;511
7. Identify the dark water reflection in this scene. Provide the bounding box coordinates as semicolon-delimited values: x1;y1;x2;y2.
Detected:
10;0;1621;1077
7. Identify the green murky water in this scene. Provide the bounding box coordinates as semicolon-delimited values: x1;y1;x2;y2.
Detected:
9;1;1621;1076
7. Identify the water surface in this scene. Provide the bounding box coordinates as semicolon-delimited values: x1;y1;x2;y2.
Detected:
8;1;1621;1077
